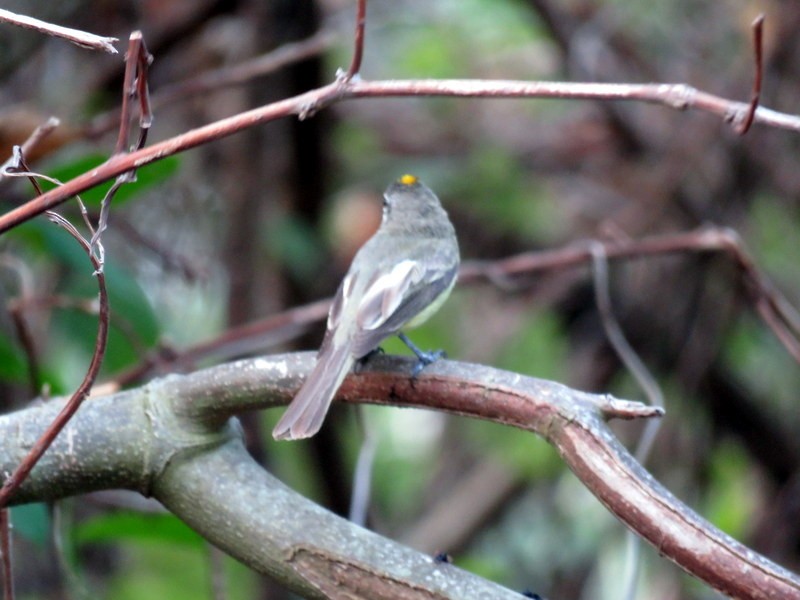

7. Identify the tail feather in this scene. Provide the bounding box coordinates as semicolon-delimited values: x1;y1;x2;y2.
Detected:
273;342;354;440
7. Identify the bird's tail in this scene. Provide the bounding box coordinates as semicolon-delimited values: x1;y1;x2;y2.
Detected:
272;341;354;440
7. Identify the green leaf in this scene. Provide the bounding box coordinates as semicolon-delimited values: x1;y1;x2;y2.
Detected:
8;220;161;374
41;154;180;207
74;511;203;547
264;213;325;281
496;309;567;381
0;333;28;383
451;146;565;242
704;440;758;538
466;419;564;480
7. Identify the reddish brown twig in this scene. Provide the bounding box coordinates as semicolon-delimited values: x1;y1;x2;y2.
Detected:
0;509;12;600
112;228;800;391
94;32;154;249
0;211;109;508
0;121;66;396
0;8;117;53
112;218;204;281
4;67;800;236
459;227;800;365
114;31;153;156
85;30;335;140
345;0;367;80
114;298;331;387
0;117;60;179
736;14;765;135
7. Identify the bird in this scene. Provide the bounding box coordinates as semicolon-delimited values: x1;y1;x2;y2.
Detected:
273;174;460;440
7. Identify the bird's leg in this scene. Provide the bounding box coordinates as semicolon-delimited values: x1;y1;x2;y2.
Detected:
397;332;445;377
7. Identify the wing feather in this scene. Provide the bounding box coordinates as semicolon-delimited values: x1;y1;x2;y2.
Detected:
351;262;458;358
357;260;420;330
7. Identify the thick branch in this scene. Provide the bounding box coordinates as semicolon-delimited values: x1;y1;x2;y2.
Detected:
155;437;518;599
0;355;796;599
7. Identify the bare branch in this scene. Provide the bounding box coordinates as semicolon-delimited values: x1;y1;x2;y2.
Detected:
113;298;331;387
0;117;60;181
588;242;664;600
0;211;109;508
345;0;367;80
8;353;800;597
161;30;334;106
460;227;800;365
588;242;664;460
0;8;117;54
114;31;153;155
736;14;765;135
0;509;12;600
0;346;795;596
148;353;794;599
107;226;800;396
86;30;335;139
5;73;800;234
94;31;154;251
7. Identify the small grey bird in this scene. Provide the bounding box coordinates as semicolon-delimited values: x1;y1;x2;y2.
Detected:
273;175;460;440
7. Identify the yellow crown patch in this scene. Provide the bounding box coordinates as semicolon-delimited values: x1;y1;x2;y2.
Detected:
399;174;418;185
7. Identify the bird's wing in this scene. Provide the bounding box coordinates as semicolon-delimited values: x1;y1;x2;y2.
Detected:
326;270;358;332
351;259;458;358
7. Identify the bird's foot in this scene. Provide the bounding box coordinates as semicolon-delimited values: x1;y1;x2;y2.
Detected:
397;333;446;378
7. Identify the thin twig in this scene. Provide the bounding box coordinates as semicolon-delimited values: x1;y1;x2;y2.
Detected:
113;298;331;387
112;218;204;281
587;242;664;459
2;152;104;266
0;8;117;53
114;31;153;162
114;32;145;155
714;230;800;363
349;409;377;526
207;544;228;600
736;14;765;135
2;154;68;191
155;30;335;110
85;30;335;140
5;73;800;234
587;243;664;600
111;228;800;390
95;31;153;251
0;249;41;397
0;117;60;181
0;212;109;508
345;0;367;80
134;35;154;135
50;503;89;598
0;509;12;600
460;227;800;365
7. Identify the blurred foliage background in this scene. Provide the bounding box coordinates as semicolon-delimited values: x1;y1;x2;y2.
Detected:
0;0;798;598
